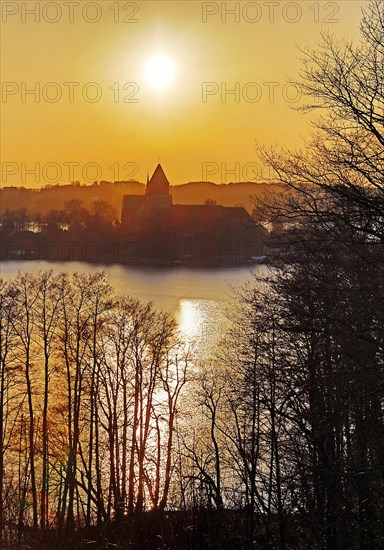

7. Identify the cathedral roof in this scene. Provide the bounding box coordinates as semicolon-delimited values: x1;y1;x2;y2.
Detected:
146;164;170;195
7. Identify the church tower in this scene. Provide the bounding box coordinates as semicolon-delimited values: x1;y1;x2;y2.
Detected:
146;164;170;196
121;164;172;227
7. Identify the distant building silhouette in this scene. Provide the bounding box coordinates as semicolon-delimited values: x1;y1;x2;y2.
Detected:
121;165;265;264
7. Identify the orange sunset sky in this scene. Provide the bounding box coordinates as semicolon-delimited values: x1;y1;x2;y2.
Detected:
1;0;366;187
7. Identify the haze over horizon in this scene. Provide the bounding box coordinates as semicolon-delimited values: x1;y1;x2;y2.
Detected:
1;0;365;187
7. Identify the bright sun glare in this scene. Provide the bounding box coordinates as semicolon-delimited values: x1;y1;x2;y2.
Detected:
144;55;175;90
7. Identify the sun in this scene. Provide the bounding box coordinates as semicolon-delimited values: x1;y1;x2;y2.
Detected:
144;55;175;90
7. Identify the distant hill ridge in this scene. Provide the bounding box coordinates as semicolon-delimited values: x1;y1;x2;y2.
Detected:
0;180;280;219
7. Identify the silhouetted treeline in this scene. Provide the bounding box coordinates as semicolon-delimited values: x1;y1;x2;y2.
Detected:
0;272;193;549
0;200;119;263
249;1;384;547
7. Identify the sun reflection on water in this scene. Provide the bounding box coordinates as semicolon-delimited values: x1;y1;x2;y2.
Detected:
178;299;226;350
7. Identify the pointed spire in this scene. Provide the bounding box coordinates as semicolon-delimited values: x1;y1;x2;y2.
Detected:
146;164;170;195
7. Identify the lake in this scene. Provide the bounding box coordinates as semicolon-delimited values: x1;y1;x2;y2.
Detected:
0;260;265;346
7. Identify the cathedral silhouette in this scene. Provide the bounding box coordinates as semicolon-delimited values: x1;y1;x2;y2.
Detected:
121;164;265;264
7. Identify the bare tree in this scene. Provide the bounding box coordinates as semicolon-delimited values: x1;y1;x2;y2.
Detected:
32;272;61;529
11;274;40;530
256;0;384;249
0;280;23;541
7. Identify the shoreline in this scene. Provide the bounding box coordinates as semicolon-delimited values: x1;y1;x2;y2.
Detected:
0;255;267;269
